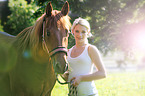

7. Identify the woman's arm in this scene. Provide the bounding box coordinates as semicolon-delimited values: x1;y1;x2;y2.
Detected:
81;45;107;81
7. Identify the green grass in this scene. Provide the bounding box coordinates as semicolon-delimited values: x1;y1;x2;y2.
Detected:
52;71;145;96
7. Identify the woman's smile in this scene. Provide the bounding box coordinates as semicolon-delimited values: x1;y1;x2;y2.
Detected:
77;37;83;40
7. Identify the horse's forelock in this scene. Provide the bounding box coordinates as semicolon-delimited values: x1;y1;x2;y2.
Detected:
46;10;71;30
56;12;71;30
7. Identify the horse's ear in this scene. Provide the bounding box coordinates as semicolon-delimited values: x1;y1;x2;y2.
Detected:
46;2;53;17
61;1;69;16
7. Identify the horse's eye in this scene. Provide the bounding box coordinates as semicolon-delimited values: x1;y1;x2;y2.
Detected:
47;32;50;36
46;29;50;36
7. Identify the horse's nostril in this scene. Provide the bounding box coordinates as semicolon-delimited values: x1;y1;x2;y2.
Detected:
55;63;62;73
56;63;60;69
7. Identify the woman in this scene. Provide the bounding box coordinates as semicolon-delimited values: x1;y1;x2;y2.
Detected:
66;17;106;96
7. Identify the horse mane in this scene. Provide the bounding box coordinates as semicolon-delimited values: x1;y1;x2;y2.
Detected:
15;11;71;59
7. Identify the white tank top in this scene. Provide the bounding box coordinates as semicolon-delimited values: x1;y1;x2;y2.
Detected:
67;44;98;96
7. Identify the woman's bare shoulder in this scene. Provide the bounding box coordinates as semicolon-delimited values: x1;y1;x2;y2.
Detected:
88;44;101;58
88;44;98;52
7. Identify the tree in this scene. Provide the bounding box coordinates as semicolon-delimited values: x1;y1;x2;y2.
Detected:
4;0;37;35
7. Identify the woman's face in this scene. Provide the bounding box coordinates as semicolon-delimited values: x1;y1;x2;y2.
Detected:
73;24;88;43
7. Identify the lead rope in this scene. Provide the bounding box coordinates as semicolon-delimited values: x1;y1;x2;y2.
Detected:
68;80;78;96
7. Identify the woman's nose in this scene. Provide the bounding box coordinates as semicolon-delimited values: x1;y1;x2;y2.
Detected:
78;32;82;37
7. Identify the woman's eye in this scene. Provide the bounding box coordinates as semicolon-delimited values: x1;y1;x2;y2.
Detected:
82;31;86;33
75;30;79;33
47;32;50;36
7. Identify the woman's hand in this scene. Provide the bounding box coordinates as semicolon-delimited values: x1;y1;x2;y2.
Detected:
70;76;82;87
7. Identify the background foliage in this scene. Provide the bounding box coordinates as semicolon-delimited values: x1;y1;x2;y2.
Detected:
1;0;145;54
4;0;37;35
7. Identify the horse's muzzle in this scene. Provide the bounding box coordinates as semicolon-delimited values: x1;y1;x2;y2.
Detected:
54;62;68;74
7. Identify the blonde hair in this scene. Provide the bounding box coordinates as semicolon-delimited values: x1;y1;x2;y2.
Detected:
71;17;92;37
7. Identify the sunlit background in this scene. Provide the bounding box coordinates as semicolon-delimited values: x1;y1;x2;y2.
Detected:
0;0;145;96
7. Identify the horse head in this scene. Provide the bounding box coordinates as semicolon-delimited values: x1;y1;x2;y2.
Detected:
41;1;71;74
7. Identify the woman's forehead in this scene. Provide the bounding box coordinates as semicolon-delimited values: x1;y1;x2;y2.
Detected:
74;24;88;30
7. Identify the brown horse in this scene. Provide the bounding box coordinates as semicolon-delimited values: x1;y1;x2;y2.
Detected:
0;1;71;96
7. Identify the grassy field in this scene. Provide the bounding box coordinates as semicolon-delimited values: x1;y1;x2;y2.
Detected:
52;70;145;96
